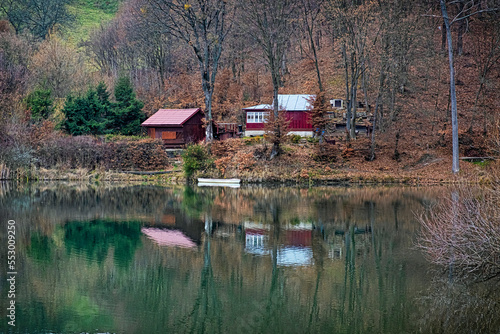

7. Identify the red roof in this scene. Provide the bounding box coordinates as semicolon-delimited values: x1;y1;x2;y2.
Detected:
142;108;202;127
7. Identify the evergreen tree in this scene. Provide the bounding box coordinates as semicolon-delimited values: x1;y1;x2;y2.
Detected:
62;87;109;135
96;81;111;106
110;76;146;135
26;88;53;121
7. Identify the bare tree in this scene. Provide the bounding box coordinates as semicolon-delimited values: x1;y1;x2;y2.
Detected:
299;0;326;92
440;0;460;174
239;0;299;158
327;1;372;141
147;0;233;142
438;1;498;173
30;35;88;98
468;16;500;134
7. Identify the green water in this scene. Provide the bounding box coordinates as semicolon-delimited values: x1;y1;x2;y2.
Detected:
0;183;497;333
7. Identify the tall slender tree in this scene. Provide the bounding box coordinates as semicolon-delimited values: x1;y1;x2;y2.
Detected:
438;0;498;173
147;0;233;143
239;0;299;158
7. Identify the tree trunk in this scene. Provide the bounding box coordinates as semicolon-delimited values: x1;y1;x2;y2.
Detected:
370;64;386;161
342;43;352;141
441;0;460;174
456;2;465;56
270;73;281;160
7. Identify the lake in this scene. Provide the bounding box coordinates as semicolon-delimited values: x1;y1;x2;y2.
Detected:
0;183;497;333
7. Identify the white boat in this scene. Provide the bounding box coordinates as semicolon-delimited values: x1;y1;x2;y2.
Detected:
197;178;241;188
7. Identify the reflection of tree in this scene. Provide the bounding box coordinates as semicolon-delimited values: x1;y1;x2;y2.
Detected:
182;186;215;219
64;219;142;267
184;216;222;333
259;202;286;333
27;232;53;262
419;279;500;334
308;226;325;332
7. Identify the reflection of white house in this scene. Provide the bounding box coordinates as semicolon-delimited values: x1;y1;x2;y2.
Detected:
243;221;314;266
244;222;270;255
277;247;313;266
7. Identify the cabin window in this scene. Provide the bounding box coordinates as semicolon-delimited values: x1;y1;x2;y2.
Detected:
247;112;255;123
247;111;269;123
331;99;343;109
162;131;177;140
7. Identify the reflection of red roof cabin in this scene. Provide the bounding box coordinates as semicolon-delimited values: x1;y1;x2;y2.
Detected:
142;227;197;248
142;108;205;148
243;94;315;137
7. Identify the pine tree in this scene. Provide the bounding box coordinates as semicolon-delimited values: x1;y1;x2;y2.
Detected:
62;87;109;135
110;76;146;135
26;89;53;121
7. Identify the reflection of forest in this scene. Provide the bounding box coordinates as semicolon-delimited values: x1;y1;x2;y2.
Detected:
5;183;497;333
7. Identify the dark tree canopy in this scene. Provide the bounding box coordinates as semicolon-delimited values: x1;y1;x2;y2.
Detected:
0;0;75;39
62;87;110;136
62;79;146;136
26;88;53;121
110;76;146;136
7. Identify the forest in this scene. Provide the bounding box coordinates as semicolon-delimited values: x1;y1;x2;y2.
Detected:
0;0;499;182
1;1;500;328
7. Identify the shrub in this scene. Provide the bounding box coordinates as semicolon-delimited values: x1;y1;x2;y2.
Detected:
182;144;212;178
313;142;337;163
290;134;302;144
34;136;169;171
307;136;319;144
211;138;244;157
243;136;263;145
418;175;500;282
106;138;169;171
234;152;256;170
214;156;231;176
35;136;105;169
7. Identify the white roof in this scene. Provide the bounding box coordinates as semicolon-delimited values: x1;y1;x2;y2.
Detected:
243;94;315;112
242;104;271;110
277;94;314;111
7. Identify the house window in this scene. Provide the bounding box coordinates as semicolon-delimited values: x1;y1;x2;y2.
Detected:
247;112;255;123
331;99;343;109
258;112;263;122
162;131;177;140
247;111;269;123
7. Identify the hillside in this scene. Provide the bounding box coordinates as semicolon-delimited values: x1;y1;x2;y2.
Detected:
0;0;499;181
65;0;121;46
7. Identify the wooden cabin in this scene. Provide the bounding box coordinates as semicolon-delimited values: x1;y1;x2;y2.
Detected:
242;94;315;137
142;108;205;148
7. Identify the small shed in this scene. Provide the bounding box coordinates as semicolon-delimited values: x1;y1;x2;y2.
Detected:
142;108;205;148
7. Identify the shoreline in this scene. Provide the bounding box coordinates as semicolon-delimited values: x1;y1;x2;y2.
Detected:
0;165;486;186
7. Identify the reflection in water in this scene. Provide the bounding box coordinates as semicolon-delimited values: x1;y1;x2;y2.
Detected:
142;228;197;248
0;182;497;333
64;219;142;267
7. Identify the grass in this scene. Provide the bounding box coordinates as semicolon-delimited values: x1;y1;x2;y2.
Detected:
64;0;122;46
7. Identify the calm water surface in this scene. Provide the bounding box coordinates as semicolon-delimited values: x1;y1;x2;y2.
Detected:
0;183;496;333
